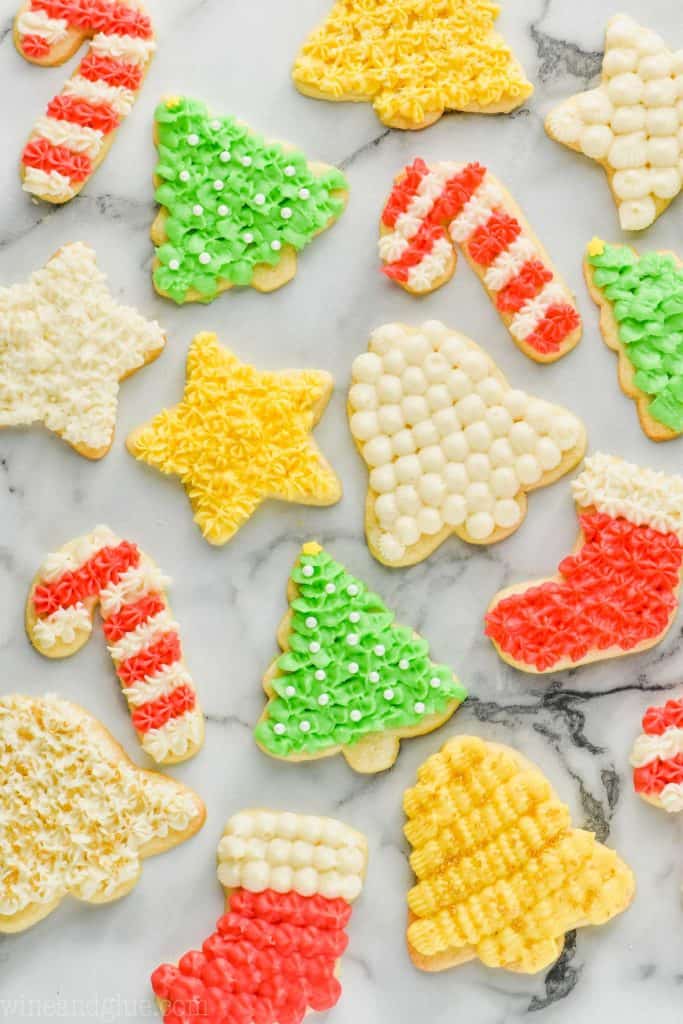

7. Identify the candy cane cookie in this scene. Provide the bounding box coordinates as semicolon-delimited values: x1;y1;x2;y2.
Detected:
14;0;155;203
26;526;204;765
631;697;683;813
379;160;582;362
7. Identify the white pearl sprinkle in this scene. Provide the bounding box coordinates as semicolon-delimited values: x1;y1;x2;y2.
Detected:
243;232;254;244
349;611;360;624
350;710;362;722
383;689;394;700
192;204;203;216
325;583;336;594
309;641;321;653
210;120;221;131
298;187;310;199
348;662;359;674
179;170;190;182
198;252;211;265
218;205;229;216
368;671;380;683
271;240;282;251
318;693;330;706
347;584;359;596
281;207;292;219
430;677;441;688
254;193;266;205
168;259;180;271
305;616;317;629
219;150;231;162
187;133;199;146
284;165;296;176
414;702;426;714
213;180;224;191
274;723;286;735
242;156;252;166
346;634;359;646
399;659;409;670
374;645;385;656
302;565;314;577
314;669;326;681
285;686;296;697
300;721;311;733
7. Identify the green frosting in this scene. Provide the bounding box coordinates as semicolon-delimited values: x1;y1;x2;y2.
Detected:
152;97;348;303
254;546;466;757
588;243;683;432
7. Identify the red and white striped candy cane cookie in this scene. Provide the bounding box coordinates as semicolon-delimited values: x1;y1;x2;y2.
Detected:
14;0;155;203
379;160;582;363
26;526;204;765
631;696;683;814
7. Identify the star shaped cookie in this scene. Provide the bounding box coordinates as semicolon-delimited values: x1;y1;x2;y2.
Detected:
127;332;342;545
546;14;683;231
0;243;165;458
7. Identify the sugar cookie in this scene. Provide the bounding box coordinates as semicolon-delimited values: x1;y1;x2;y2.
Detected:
631;696;683;813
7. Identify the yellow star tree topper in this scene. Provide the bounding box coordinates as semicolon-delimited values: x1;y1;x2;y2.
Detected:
126;333;342;545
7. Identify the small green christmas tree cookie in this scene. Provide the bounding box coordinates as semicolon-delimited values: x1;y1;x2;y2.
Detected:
151;96;349;304
254;543;467;773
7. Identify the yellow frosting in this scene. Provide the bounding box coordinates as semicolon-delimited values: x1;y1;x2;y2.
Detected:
405;736;634;973
127;333;341;545
293;0;533;128
587;236;606;257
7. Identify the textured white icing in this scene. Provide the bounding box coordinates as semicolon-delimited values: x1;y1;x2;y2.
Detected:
17;9;68;44
22;167;73;200
659;783;683;813
572;453;683;536
33;116;104;160
140;709;204;763
107;608;177;663
122;662;195;708
31;604;92;648
630;728;683;767
90;31;156;64
63;76;135;117
483;235;537;291
99;563;171;616
0;243;165;450
509;282;570;342
38;524;117;582
448;178;503;242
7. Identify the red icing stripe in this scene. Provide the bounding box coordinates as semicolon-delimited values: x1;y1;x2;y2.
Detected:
117;631;182;684
381;221;447;283
20;34;51;57
46;93;120;133
633;754;683;795
79;53;143;90
496;259;553;313
381;158;430;228
33;541;140;616
31;0;153;38
102;592;165;642
525;303;581;355
467;209;521;267
151;889;351;1024
22;138;92;182
642;698;683;736
131;682;195;733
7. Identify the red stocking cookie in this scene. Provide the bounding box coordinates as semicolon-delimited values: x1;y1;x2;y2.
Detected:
15;0;155;202
631;697;683;813
151;809;367;1024
26;526;204;764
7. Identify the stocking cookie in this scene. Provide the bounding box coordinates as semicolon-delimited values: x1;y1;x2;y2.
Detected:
486;453;683;673
0;242;165;459
585;238;683;440
151;809;367;1024
127;333;341;545
0;694;205;933
26;526;203;765
405;736;635;973
545;14;683;231
380;161;581;362
15;0;155;203
292;0;533;130
349;321;586;567
631;697;683;813
255;543;466;773
151;96;348;304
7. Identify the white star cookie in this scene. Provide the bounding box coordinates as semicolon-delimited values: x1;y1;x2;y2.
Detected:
348;321;586;567
0;242;165;458
545;14;683;231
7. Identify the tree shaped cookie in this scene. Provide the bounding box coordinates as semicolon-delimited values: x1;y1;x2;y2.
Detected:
152;809;367;1024
0;694;205;933
127;333;342;545
380;160;582;361
631;696;683;814
349;321;586;566
486;454;683;673
293;0;533;130
254;543;466;773
405;736;635;973
585;238;683;440
151;96;348;303
0;242;165;458
26;526;204;765
15;0;156;203
546;14;683;231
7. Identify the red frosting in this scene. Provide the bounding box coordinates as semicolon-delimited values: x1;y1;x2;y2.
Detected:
117;631;182;685
30;0;153;38
33;541;140;616
485;513;683;671
467;209;521;267
151;889;351;1024
381;157;430;228
381;222;447;283
102;592;165;642
132;681;195;733
22;138;92;182
20;33;51;57
642;698;683;736
633;754;683;795
525;303;581;354
46;93;120;133
79;53;144;90
496;259;553;313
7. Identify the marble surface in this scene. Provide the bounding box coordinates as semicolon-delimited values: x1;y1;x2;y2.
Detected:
1;0;682;1020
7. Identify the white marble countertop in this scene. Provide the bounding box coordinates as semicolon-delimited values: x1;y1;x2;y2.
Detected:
1;0;682;1020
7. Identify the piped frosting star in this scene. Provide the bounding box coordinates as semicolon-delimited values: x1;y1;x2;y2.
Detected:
126;333;342;545
0;242;165;458
545;14;683;231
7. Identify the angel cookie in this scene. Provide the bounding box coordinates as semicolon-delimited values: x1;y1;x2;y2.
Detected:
15;0;156;203
127;333;341;545
152;810;367;1024
0;694;205;933
26;526;203;765
349;321;586;567
0;243;165;458
546;14;683;231
631;696;683;814
405;736;635;973
585;238;683;440
254;543;466;773
292;0;532;130
486;454;683;673
151;96;348;303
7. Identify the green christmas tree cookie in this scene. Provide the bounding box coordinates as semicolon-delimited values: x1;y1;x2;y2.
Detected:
585;238;683;440
151;96;349;304
254;543;467;773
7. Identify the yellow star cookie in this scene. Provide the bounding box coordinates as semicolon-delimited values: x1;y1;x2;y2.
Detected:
127;333;342;545
545;14;683;231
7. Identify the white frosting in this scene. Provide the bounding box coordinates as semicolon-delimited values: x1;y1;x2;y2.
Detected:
140;708;204;763
31;604;92;649
0;243;165;450
99;562;171;616
22;167;74;201
122;662;195;708
572;453;683;536
106;608;177;663
351;323;583;558
38;524;116;581
17;9;68;44
509;281;571;342
449;178;503;242
659;783;683;813
630;728;683;767
217;810;367;902
91;31;156;65
406;237;453;292
483;235;537;291
0;695;201;917
33;116;104;161
63;76;135;117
